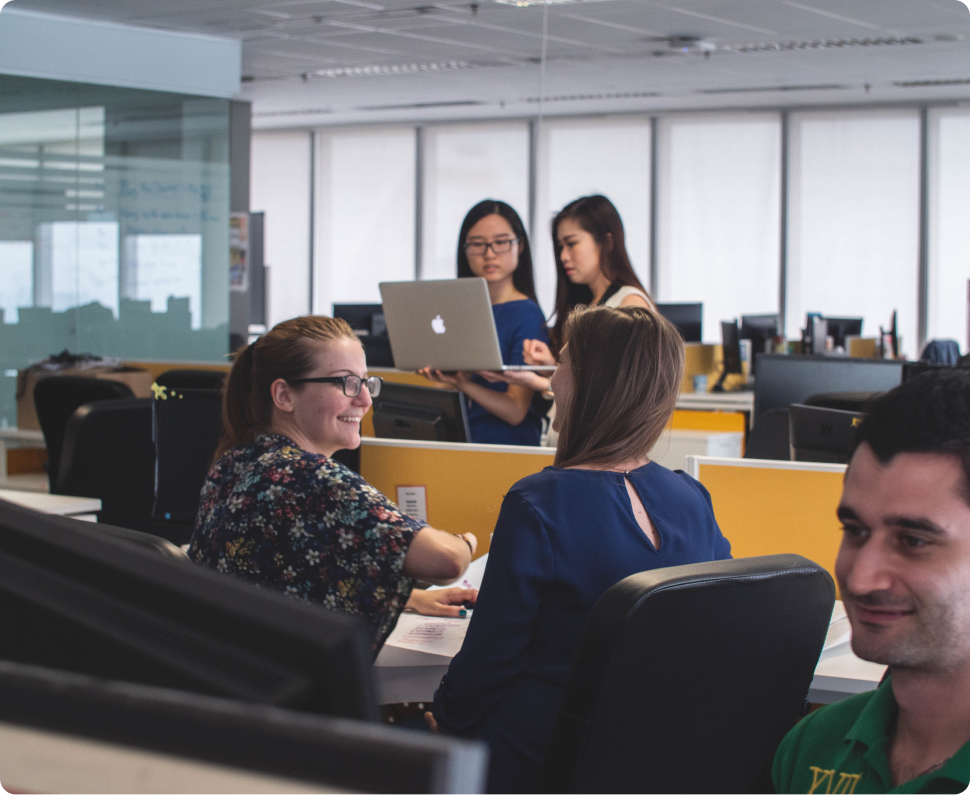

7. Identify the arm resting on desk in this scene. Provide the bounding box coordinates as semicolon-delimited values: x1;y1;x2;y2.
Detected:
403;527;476;586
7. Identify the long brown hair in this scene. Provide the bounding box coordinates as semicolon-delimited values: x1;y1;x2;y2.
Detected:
550;195;650;355
216;316;359;458
553;305;684;470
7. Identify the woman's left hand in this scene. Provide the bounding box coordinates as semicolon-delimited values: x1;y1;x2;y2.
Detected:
406;587;478;617
419;367;471;390
476;369;551;391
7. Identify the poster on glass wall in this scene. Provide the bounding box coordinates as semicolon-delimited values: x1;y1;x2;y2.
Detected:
229;212;248;292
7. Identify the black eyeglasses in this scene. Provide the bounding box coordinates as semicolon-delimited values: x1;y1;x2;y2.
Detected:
463;238;519;257
287;375;382;397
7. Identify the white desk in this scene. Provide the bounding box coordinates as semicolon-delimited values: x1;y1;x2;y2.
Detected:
373;601;884;707
0;489;100;521
0;427;45;481
651;429;743;471
675;391;754;414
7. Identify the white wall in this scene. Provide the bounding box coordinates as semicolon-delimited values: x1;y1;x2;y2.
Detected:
251;131;312;327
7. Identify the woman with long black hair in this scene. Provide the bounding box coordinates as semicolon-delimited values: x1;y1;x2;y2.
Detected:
420;199;549;446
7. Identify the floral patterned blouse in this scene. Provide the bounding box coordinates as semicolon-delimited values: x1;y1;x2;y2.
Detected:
188;433;422;654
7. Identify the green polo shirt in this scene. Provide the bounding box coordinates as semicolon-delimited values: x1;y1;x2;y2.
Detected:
773;678;970;794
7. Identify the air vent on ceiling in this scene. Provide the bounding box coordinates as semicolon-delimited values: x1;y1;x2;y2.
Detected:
699;84;849;95
725;36;921;54
523;91;660;103
894;78;970;87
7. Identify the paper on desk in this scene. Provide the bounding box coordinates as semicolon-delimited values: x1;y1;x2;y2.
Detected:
824;601;852;650
384;614;470;658
427;552;488;593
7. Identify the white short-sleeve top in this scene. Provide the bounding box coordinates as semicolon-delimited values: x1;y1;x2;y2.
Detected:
603;285;655;309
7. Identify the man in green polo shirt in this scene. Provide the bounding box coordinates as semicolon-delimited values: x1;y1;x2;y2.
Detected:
773;369;970;794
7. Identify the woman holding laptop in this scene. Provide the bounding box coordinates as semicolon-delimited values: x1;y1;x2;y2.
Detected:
188;315;478;655
419;199;549;446
430;305;731;792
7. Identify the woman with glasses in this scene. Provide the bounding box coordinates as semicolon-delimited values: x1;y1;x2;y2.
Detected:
429;306;730;793
419;199;549;446
189;315;479;654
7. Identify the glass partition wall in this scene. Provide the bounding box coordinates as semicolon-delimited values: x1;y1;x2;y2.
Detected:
0;74;230;427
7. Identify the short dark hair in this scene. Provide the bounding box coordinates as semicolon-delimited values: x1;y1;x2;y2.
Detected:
456;199;539;305
854;368;970;501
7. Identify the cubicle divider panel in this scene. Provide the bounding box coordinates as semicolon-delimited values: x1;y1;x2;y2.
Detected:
125;361;232;383
686;456;847;592
670;409;747;435
360;438;555;556
681;343;718;394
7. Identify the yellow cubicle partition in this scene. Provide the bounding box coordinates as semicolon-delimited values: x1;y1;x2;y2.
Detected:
687;456;846;591
360;437;554;557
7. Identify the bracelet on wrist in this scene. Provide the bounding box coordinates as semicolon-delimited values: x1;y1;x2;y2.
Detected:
460;534;474;555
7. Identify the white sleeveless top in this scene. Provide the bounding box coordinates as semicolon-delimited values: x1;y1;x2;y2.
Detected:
603;285;655;309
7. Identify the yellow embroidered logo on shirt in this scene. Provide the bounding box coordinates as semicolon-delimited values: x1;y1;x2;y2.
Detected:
808;766;862;794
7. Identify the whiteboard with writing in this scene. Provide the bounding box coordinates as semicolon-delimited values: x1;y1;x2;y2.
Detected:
123;234;202;329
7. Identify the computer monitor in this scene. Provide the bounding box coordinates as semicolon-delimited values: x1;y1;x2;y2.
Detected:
0;499;376;720
655;303;703;343
740;314;781;375
372;382;471;443
754;354;905;421
152;387;223;524
788;403;863;465
0;659;486;794
713;320;743;392
823;317;863;350
334;303;395;367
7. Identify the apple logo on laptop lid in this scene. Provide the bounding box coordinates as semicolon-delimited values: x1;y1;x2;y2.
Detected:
432;315;446;335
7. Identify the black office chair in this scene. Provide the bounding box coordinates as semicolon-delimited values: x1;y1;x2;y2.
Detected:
744;407;791;460
33;376;135;492
805;391;883;413
540;554;834;794
153;388;223;542
61;514;190;560
57;398;157;534
154;369;227;391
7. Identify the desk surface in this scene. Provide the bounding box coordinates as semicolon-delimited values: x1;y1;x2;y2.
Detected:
676;391;754;412
372;600;884;707
0;489;100;517
0;428;45;444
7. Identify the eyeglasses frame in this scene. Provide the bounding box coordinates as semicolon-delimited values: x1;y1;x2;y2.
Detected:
462;238;519;257
286;374;383;397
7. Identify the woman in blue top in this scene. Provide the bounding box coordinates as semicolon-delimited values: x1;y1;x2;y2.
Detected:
430;305;732;793
419;200;549;446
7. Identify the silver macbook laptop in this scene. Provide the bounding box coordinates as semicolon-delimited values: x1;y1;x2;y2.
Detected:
379;279;556;372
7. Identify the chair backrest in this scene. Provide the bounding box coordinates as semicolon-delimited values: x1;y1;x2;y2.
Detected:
153;387;224;526
58;398;156;533
154;369;227;391
804;391;882;413
34;376;135;492
743;407;790;460
540;554;835;794
61;514;190;560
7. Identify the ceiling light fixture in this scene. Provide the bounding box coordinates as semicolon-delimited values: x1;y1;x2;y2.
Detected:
522;90;660;102
495;0;617;7
725;36;921;54
306;61;473;79
894;78;970;87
